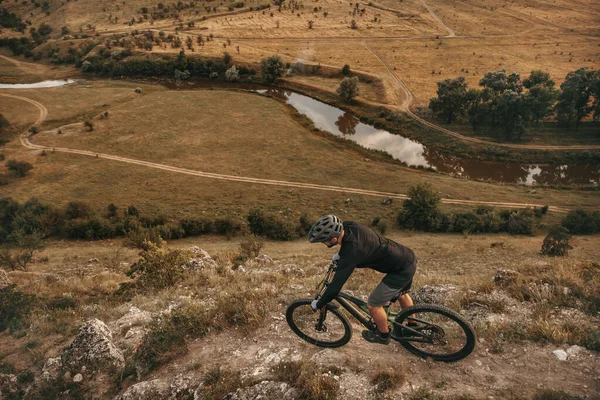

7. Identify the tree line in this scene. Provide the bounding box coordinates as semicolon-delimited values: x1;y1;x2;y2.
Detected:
428;68;600;139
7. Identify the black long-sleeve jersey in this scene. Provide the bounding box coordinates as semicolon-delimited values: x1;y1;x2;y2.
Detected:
316;221;415;308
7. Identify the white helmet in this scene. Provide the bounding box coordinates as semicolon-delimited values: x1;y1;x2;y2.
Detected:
308;215;343;243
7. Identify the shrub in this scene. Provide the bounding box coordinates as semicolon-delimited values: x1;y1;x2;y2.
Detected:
83;120;94;131
561;209;600;234
397;183;441;231
214;290;268;331
214;217;238;236
0;285;37;333
201;367;243;399
273;361;339;400
541;226;573;256
6;160;33;177
134;317;187;374
371;367;405;394
0;114;9;130
65;201;91;219
532;389;584;400
238;234;265;260
337;76;359;101
225;65;239;82
63;218;116;240
297;213;314;237
341;64;351;76
259;55;284;83
503;209;534;235
125;242;191;290
179;217;213;236
46;296;77;310
247;208;295;240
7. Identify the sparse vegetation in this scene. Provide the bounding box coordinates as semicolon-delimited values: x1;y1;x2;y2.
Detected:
6;160;33;177
541;226;573;256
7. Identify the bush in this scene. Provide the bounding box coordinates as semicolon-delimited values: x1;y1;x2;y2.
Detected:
6;160;33;177
0;285;37;333
337;76;360;101
259;55;284;83
63;218;116;240
134;317;187;374
214;217;238;236
125;242;191;290
238;234;265;260
541;226;573;256
65;201;91;219
225;65;239;82
397;183;441;231
297;213;314;237
179;217;213;236
503;209;535;235
341;64;351;76
0;114;10;130
561;209;600;234
247;208;295;240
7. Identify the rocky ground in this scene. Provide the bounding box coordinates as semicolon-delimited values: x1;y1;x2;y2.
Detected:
1;244;599;400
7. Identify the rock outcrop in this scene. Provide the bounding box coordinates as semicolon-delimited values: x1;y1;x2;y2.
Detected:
114;379;169;400
224;381;297;400
61;319;125;374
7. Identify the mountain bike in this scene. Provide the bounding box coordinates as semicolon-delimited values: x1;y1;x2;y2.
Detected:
286;261;476;362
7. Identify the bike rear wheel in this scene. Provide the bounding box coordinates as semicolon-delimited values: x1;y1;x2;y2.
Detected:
286;299;352;348
393;304;476;362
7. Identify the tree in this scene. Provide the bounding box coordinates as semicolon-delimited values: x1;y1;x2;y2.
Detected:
223;52;232;65
0;230;44;271
590;70;600;120
341;64;351;76
494;90;531;140
259;55;284;83
307;20;314;29
6;160;33;177
479;70;522;94
337;76;360;101
523;70;558;124
428;76;469;123
465;88;486;130
555;68;594;129
225;65;240;82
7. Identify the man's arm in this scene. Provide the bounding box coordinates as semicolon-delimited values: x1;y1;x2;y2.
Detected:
316;265;354;308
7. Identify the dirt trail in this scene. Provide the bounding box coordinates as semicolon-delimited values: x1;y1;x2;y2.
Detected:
418;0;456;37
1;92;573;213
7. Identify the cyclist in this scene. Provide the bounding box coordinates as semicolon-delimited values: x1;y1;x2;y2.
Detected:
308;215;417;345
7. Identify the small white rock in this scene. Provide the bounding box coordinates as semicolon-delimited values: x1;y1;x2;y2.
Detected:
553;349;568;361
475;360;483;367
73;373;83;383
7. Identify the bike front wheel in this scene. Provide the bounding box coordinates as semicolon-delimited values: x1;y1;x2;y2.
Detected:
393;304;476;362
286;299;352;348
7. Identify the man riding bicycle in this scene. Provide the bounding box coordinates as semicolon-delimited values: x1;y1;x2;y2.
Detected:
308;215;417;345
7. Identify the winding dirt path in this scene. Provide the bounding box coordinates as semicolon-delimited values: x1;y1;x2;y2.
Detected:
418;0;456;37
0;92;571;213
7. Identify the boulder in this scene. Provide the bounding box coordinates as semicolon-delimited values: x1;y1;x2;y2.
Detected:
186;247;217;270
0;374;17;395
0;269;11;289
411;284;460;305
114;379;169;400
170;373;200;399
281;264;305;277
254;254;273;264
552;349;568;361
41;357;63;381
492;269;518;286
61;319;125;374
223;381;297;400
111;306;152;335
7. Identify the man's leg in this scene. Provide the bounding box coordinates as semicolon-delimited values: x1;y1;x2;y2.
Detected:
367;305;389;333
399;293;413;309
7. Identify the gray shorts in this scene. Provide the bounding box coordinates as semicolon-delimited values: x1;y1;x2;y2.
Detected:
368;279;412;307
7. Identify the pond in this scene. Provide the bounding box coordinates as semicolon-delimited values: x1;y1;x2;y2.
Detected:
255;87;599;187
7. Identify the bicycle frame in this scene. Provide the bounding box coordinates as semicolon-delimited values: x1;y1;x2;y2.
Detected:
317;262;433;343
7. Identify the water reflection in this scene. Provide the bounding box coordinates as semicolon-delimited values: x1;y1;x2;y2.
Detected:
257;88;599;186
0;79;76;88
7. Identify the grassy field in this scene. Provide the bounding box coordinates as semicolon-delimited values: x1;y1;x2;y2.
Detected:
1;81;598;224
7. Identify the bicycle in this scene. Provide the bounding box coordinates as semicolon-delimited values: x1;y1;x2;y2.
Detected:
286;261;476;362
